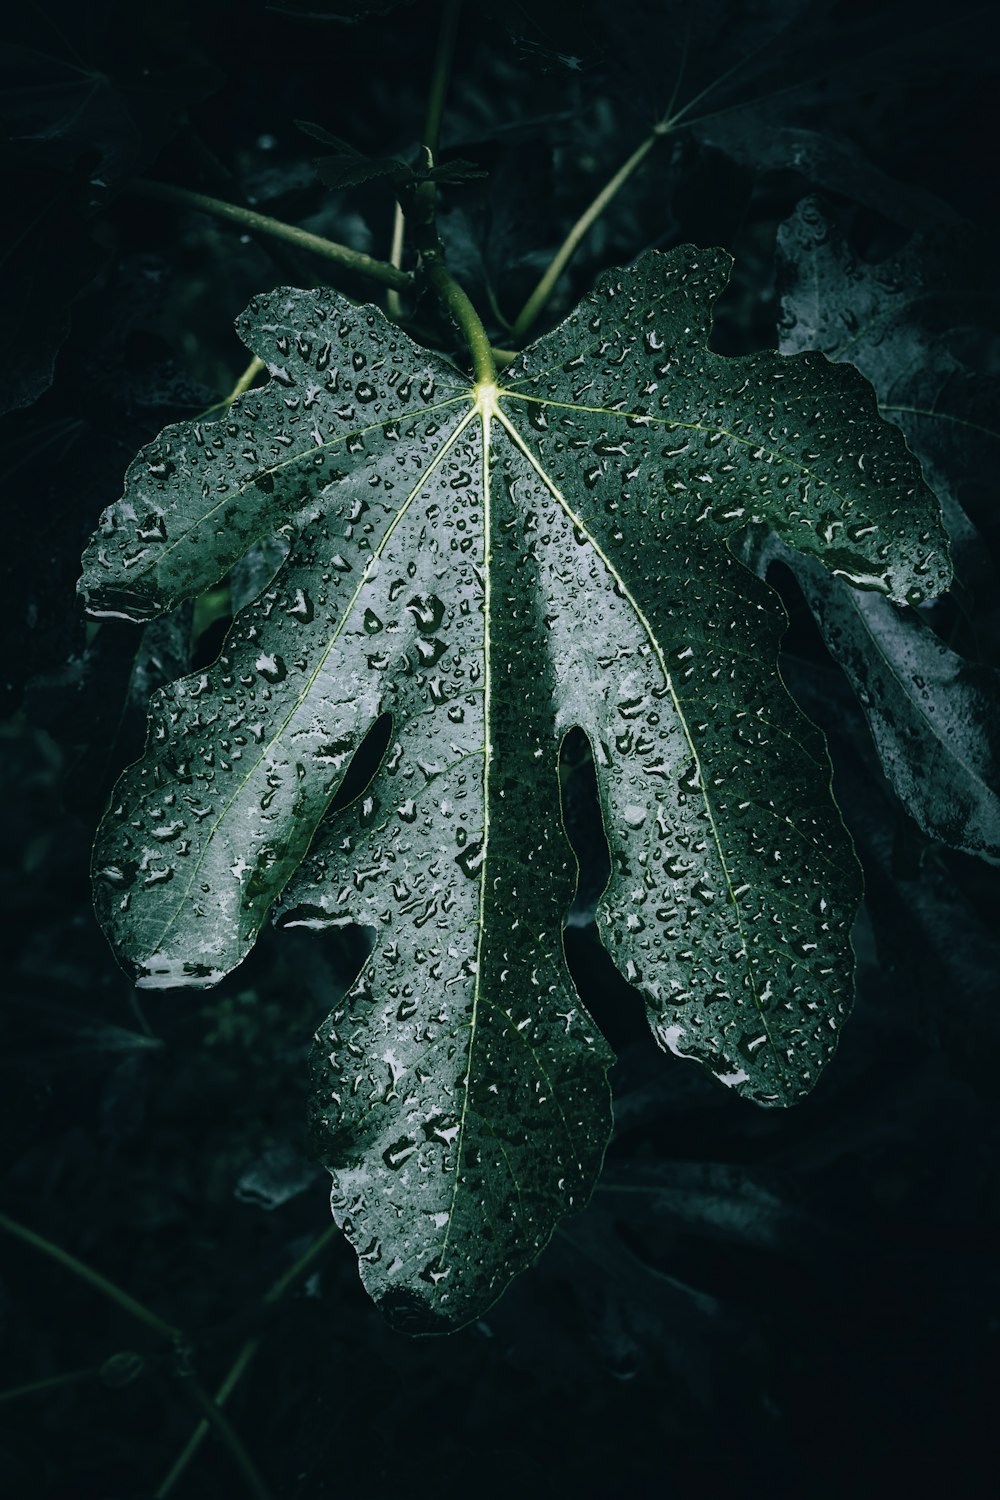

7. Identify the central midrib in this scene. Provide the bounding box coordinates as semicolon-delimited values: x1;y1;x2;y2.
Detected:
491;398;783;1076
440;392;493;1266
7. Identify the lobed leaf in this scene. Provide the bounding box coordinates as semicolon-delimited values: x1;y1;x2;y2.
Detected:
80;246;949;1327
777;199;999;861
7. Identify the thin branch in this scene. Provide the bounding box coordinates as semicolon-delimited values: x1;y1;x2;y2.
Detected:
225;356;267;405
182;1374;274;1500
423;0;463;160
155;1224;340;1498
128;180;413;291
0;1210;181;1343
156;1340;260;1498
178;122;312;285
199;356;268;419
390;0;463;311
0;1367;101;1406
510;129;664;345
423;251;496;383
387;201;407;319
261;1222;340;1307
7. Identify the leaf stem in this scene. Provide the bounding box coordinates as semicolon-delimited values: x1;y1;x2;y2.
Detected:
154;1224;339;1498
128;180;413;291
156;1339;260;1498
0;1210;181;1343
510;128;666;345
0;1367;101;1406
423;0;462;162
260;1221;340;1306
182;1374;274;1500
423;252;496;384
390;0;463;315
386;201;406;319
199;356;267;419
225;356;267;405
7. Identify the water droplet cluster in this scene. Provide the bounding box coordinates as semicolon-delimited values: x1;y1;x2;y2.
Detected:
80;246;951;1327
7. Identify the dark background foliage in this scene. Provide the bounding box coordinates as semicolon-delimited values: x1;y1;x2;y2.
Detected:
2;1;999;1495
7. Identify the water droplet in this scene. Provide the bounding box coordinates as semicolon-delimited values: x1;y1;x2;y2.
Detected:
287;588;314;622
150;821;187;841
406;594;446;633
137;514;167;542
382;1137;416;1170
255;652;287;683
455;839;486;878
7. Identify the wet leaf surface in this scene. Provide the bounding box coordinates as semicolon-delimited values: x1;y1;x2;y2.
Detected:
776;200;1000;860
80;247;949;1326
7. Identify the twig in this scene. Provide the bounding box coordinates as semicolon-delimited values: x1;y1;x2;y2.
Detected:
154;1224;340;1498
199;356;268;420
0;1367;101;1406
0;1211;181;1343
509;128;666;345
422;252;495;384
182;1374;274;1500
387;201;407;319
388;0;463;316
129;180;413;291
423;0;463;161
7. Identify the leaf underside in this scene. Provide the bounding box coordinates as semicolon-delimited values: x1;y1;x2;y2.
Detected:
79;246;949;1330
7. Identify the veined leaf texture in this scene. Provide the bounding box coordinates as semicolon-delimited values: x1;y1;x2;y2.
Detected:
80;247;950;1328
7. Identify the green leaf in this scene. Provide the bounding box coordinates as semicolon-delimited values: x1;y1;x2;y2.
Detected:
592;0;986;224
79;247;949;1329
424;159;489;185
294;120;407;189
776;199;999;861
296;120;486;192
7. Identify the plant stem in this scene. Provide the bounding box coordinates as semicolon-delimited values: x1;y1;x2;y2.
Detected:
510;128;666;345
200;356;267;419
226;356;267;404
178;122;311;285
0;1367;100;1406
386;202;406;319
155;1225;340;1498
261;1221;340;1306
0;1210;181;1343
424;0;462;161
156;1339;261;1498
388;0;463;316
129;180;413;291
423;252;496;384
183;1374;273;1500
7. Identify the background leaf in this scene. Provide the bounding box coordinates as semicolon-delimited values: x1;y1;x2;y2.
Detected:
775;198;1000;859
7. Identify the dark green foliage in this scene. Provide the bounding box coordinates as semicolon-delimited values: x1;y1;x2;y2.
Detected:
772;200;1000;860
78;243;949;1322
3;0;999;1493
